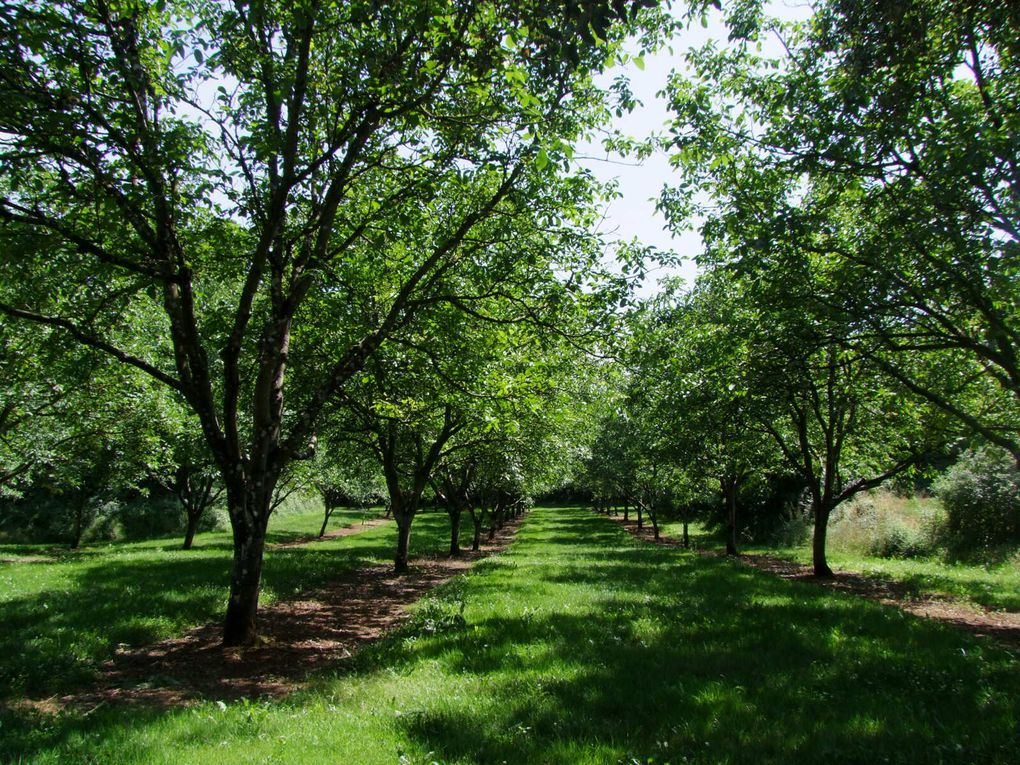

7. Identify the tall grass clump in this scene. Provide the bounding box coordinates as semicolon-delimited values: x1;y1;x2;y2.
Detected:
933;446;1020;559
826;491;943;560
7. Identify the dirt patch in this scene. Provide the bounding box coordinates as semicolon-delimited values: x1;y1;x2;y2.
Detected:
604;512;1020;651
737;552;1020;650
49;516;524;712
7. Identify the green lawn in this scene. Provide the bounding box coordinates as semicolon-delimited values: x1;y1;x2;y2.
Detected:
3;507;1018;764
0;504;403;701
659;507;1020;613
742;545;1020;613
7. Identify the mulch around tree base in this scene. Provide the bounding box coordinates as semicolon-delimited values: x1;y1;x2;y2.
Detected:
41;517;525;713
602;512;1020;651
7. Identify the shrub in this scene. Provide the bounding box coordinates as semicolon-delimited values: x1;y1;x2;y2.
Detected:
933;446;1020;556
868;521;938;559
827;490;942;559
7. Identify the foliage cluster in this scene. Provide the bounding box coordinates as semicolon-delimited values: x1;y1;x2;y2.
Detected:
934;447;1020;558
579;0;1020;579
0;0;669;642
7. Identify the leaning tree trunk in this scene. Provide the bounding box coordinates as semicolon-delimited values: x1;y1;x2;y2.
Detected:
395;513;413;574
648;505;660;541
812;499;834;578
318;502;336;538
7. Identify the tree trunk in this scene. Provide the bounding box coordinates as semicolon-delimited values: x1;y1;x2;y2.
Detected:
69;496;86;550
723;477;739;556
318;503;335;538
222;524;268;646
471;511;482;551
448;508;462;556
395;514;412;574
812;500;834;578
220;477;276;647
682;518;690;549
636;502;642;530
649;507;660;540
182;508;201;550
623;503;629;522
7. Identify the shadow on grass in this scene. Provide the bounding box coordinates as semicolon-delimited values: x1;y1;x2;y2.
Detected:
883;568;1020;613
2;509;1018;764
752;546;1020;613
375;511;1020;764
0;513;452;705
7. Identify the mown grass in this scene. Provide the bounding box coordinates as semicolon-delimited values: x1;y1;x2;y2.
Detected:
724;491;1020;612
747;544;1020;612
4;507;1019;764
0;504;402;701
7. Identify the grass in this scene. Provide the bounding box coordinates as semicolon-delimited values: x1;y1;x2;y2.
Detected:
748;545;1020;612
728;491;1020;612
0;503;406;701
3;506;1019;764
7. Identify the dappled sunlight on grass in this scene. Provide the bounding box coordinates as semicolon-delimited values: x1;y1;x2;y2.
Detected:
0;510;445;702
2;507;1018;764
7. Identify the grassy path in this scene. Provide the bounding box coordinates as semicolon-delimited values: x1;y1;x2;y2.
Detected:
4;506;1019;763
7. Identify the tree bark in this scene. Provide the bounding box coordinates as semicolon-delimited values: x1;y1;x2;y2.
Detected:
220;477;276;646
222;523;268;646
182;508;201;550
812;500;834;578
395;514;412;574
448;507;462;556
723;476;739;556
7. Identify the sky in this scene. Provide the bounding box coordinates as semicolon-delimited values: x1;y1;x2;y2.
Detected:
577;1;813;296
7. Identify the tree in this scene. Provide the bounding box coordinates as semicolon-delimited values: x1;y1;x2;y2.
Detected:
0;324;102;497
308;439;384;538
734;258;949;576
156;427;223;550
0;0;660;644
627;277;778;554
663;0;1020;462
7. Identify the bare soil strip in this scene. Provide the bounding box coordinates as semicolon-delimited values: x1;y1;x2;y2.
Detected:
38;517;524;713
605;513;1020;651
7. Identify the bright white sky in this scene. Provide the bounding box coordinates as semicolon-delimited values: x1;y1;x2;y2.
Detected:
577;1;813;297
